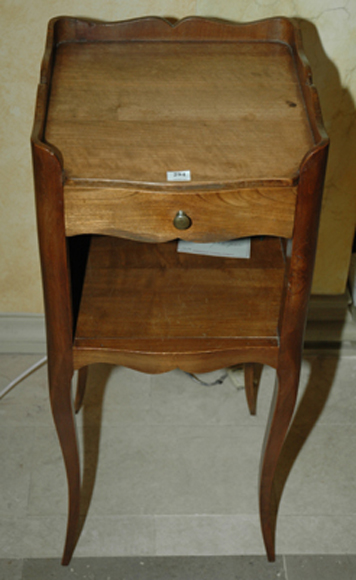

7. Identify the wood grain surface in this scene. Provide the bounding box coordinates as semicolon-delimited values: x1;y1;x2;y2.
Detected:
73;236;285;370
32;15;329;566
64;185;297;241
46;41;313;186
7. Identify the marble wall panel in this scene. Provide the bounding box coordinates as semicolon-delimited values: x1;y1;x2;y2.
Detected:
1;0;355;310
0;0;196;312
197;1;356;294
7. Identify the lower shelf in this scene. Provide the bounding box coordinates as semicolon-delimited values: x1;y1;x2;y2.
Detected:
73;236;285;371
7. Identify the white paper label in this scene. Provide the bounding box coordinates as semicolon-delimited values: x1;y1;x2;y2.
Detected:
167;170;191;182
177;238;251;259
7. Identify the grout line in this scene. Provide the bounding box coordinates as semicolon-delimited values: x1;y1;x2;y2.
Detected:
20;558;24;580
283;554;290;580
24;426;37;523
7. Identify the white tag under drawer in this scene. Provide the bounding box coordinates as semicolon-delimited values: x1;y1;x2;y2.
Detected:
177;238;251;259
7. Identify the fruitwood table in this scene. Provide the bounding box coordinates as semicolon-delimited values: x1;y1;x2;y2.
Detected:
31;16;329;565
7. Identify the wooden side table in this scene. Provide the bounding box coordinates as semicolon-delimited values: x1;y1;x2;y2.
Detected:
31;16;329;565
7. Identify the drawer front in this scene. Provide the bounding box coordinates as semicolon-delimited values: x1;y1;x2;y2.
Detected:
64;186;297;242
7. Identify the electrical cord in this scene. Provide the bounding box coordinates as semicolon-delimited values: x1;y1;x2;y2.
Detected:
0;356;47;400
0;360;245;399
183;370;228;387
184;367;245;391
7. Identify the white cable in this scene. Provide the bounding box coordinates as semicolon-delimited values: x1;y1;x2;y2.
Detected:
227;367;245;391
0;355;48;400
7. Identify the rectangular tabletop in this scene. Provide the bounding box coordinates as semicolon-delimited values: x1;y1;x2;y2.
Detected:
45;41;313;186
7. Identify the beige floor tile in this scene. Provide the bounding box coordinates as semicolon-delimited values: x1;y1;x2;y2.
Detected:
27;427;67;517
149;366;275;427
0;354;50;427
76;364;152;428
277;515;356;554
1;351;356;559
0;425;34;518
155;515;265;555
76;423;264;517
156;513;356;557
297;355;356;426
279;425;356;516
80;424;185;516
21;517;67;559
0;519;26;559
0;558;23;580
0;354;44;385
22;514;156;558
75;515;156;557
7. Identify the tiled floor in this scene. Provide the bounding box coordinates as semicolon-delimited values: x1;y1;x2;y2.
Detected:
0;351;356;570
2;555;356;580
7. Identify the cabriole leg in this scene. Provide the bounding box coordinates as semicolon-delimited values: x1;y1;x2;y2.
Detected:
259;362;300;561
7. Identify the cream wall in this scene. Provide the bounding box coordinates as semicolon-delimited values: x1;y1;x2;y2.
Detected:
1;0;355;312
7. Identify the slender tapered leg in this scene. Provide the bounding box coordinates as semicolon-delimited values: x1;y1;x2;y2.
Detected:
259;363;300;561
244;363;261;415
74;366;88;414
49;362;81;566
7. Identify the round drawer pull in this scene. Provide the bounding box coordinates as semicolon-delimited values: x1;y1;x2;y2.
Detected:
173;210;192;230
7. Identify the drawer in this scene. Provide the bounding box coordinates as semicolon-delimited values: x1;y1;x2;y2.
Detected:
63;185;297;242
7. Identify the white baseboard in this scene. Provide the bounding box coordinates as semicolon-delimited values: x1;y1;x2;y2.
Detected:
0;313;46;353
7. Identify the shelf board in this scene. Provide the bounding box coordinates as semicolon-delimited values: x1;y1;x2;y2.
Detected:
74;236;285;368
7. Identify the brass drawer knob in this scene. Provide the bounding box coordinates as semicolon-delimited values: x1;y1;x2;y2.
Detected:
173;210;192;230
